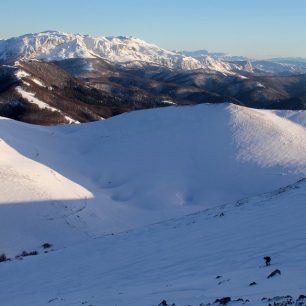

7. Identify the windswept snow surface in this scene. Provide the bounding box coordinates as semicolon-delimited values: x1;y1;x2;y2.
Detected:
1;177;306;306
274;109;306;128
1;104;306;305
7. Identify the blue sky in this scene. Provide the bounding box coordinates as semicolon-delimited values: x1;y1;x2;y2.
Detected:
1;0;305;58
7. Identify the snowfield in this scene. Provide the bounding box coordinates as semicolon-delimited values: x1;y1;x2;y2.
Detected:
1;103;306;305
1;179;306;306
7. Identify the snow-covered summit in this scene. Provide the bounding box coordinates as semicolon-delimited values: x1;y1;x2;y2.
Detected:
0;31;236;73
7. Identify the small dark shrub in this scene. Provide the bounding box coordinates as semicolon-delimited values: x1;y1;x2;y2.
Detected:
215;297;231;305
17;250;39;258
42;243;52;249
0;253;7;262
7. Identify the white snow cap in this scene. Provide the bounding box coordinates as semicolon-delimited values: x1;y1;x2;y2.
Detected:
0;30;236;74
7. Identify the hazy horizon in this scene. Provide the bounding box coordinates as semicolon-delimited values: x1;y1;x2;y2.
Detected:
1;0;306;59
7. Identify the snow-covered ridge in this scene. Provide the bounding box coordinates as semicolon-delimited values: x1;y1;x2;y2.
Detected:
1;103;306;254
1;104;306;305
0;31;236;74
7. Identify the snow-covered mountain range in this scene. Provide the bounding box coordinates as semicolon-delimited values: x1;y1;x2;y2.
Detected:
1;31;306;126
0;31;252;74
2;31;306;75
0;31;217;71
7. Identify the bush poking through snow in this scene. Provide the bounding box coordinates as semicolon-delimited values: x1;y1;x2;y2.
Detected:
42;243;52;249
16;250;38;259
0;253;7;262
214;297;231;305
158;300;175;306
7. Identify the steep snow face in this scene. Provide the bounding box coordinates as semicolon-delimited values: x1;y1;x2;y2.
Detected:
0;130;92;203
0;32;95;61
0;31;234;73
1;104;306;255
0;122;92;252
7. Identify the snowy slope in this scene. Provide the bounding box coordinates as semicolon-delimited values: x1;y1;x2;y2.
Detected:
0;124;90;203
1;103;306;255
0;118;92;252
274;109;306;128
0;31;235;73
1;103;306;305
1;177;306;306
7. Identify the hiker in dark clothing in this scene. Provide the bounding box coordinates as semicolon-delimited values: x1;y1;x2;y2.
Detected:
264;256;271;266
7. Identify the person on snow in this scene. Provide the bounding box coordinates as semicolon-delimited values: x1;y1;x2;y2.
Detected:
264;256;271;266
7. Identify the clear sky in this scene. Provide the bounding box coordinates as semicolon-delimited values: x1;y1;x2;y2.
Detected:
1;0;305;59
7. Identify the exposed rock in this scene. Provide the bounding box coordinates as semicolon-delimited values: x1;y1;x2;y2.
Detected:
214;297;231;305
267;269;281;278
